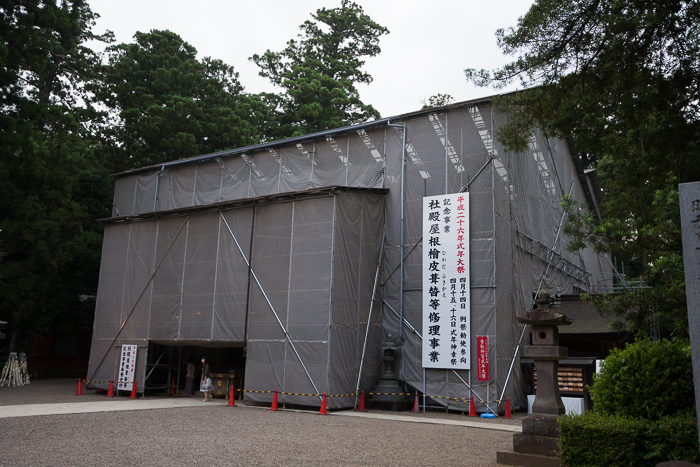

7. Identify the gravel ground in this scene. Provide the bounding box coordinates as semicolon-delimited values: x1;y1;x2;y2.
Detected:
0;379;523;466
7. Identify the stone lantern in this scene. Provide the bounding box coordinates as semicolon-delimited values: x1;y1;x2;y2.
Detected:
497;291;573;467
369;336;410;410
519;292;572;416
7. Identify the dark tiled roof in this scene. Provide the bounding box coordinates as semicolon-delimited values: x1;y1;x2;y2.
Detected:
557;295;617;334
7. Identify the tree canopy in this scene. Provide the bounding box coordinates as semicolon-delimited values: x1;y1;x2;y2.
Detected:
251;0;388;138
96;30;261;172
0;1;392;353
467;0;700;336
0;0;113;347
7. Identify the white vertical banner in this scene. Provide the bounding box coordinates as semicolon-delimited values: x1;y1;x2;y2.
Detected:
422;193;470;369
117;345;138;391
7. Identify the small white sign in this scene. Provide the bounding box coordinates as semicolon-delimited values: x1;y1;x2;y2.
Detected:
117;345;137;391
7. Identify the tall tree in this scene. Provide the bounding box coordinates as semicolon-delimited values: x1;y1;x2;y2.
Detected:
251;0;388;138
96;30;260;172
466;0;700;336
0;0;113;350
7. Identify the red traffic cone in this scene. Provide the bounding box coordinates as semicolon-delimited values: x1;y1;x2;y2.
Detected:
169;377;176;396
75;378;84;396
357;391;367;412
319;393;328;415
412;392;420;413
105;379;115;397
130;380;138;399
505;397;512;419
227;384;236;407
469;395;477;417
268;389;278;411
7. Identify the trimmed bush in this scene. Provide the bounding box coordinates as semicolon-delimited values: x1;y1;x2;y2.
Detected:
645;412;700;464
559;412;645;466
589;338;694;420
559;412;700;467
560;339;699;466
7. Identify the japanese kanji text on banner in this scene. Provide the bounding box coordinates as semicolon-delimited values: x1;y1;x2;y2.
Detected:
117;344;137;391
422;193;470;369
477;336;489;381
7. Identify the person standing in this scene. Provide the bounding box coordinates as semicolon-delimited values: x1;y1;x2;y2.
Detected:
200;356;212;402
184;357;195;396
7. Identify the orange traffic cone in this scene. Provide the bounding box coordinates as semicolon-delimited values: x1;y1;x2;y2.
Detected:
227;384;236;407
357;391;367;412
412;392;420;413
105;379;115;397
75;378;84;396
130;380;138;399
169;377;176;396
505;397;512;419
469;395;476;417
319;393;328;415
269;389;278;411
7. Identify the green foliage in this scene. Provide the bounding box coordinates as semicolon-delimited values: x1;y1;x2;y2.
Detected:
469;0;700;337
559;337;698;466
251;0;388;138
590;339;694;420
96;30;259;172
0;1;390;346
421;94;455;110
559;412;700;466
647;412;700;463
0;0;112;116
0;0;113;343
562;181;687;335
559;412;645;466
0;135;110;337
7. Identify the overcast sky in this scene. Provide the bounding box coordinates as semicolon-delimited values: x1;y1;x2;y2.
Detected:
86;0;533;117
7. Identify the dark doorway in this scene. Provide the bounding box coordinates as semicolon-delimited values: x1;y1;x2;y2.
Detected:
144;342;245;397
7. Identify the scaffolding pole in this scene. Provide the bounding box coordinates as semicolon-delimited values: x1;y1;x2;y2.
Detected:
382;299;493;413
354;225;386;407
220;212;323;401
88;217;189;383
498;182;574;406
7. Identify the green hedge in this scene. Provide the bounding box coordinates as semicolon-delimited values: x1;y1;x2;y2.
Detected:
589;338;694;420
559;412;700;467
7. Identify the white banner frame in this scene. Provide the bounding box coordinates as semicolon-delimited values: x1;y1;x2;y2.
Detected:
117;344;138;391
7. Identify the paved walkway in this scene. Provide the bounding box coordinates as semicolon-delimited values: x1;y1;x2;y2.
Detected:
0;397;521;432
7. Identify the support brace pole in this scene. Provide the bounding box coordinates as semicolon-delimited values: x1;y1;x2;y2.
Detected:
354;225;385;407
498;182;575;406
388;121;406;341
382;299;493;413
220;213;323;401
88;217;189;383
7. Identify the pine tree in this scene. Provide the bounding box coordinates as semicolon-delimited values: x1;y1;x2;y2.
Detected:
251;0;389;138
466;0;700;336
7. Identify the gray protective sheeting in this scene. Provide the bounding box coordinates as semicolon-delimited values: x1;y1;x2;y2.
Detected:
89;97;610;410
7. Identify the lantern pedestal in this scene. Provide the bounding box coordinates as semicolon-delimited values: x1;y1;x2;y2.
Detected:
497;292;572;467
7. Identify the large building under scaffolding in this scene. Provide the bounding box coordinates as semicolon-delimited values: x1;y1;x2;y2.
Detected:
87;96;610;411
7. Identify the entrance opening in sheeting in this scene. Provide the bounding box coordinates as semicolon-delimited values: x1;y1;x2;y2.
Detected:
144;342;246;397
